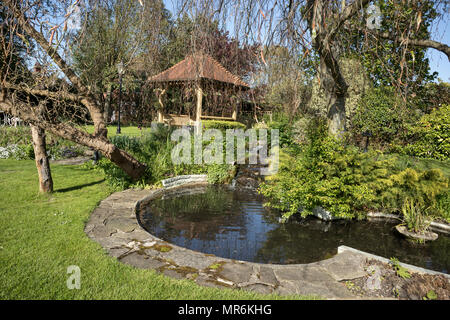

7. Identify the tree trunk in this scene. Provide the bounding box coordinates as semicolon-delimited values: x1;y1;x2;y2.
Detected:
310;60;348;137
104;84;113;124
327;93;347;138
31;125;53;193
47;123;146;180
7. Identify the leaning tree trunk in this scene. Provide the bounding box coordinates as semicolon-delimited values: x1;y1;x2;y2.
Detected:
31;125;53;193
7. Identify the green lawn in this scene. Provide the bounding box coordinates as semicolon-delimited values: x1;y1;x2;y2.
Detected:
0;159;311;299
83;125;153;138
393;154;450;178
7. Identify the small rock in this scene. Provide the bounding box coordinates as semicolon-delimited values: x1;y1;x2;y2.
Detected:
216;278;234;286
142;241;156;247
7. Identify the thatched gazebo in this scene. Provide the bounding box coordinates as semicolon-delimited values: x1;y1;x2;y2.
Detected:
148;53;249;126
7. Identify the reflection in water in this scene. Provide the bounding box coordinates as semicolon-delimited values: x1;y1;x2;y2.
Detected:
137;185;450;273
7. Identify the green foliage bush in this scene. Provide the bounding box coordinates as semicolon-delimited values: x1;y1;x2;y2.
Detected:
401;198;431;234
206;164;236;184
264;112;296;148
0;126;87;160
95;157;134;190
259;117;449;221
403;104;449;161
379;167;448;215
0;143;35;160
0;127;32;146
201;120;246;131
435;190;450;223
350;86;410;149
95;127;237;189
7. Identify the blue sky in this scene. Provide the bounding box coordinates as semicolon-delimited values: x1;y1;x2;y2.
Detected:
427;19;450;82
163;0;449;82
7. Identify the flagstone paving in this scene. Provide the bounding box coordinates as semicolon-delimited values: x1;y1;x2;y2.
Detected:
85;185;375;299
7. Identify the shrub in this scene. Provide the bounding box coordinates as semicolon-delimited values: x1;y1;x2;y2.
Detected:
109;135;142;155
94;127;239;189
401;198;431;234
259;117;449;221
403;104;450;161
206;164;235;184
260;117;378;219
379;167;448;215
435;190;450;223
0;127;32;146
201;120;246;131
350;86;410;149
95;157;135;190
0;126;87;160
0;143;34;160
264;112;296;148
291;116;313;145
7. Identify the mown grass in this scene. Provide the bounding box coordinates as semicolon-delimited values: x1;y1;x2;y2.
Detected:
393;154;450;178
82;125;152;138
0;159;314;300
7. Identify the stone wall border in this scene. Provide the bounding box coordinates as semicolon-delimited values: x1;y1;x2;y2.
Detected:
367;212;450;235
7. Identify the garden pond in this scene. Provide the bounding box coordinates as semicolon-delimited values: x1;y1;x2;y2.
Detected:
137;185;449;273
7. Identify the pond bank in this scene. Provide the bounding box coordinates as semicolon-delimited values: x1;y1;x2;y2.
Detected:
85;184;450;299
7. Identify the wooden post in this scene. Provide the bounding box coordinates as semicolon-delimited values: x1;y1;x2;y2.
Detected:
232;101;237;120
157;110;164;123
31;125;53;193
155;88;166;123
196;83;203;123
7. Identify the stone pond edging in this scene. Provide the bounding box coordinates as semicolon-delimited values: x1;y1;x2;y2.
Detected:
338;246;450;279
161;174;208;188
367;212;450;235
84;181;449;299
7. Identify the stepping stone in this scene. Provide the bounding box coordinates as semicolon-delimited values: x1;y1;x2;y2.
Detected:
242;283;274;295
219;263;254;284
158;250;215;270
317;251;367;281
291;280;335;298
119;252;166;269
90;225;116;238
96;236;127;249
323;281;355;299
274;280;298;296
274;265;335;283
105;217;136;233
112;229;152;241
109;247;129;258
162;269;185;280
258;266;279;286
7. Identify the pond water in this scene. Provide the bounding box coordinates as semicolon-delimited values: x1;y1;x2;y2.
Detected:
137;185;450;273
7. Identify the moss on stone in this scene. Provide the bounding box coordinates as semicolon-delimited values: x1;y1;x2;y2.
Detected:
151;244;173;252
207;261;227;273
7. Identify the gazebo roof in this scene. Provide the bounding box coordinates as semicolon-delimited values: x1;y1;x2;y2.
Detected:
148;53;249;88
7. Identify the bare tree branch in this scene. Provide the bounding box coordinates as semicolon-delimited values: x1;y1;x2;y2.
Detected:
376;31;450;62
2;81;83;103
4;0;83;89
0;89;146;179
4;0;107;137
